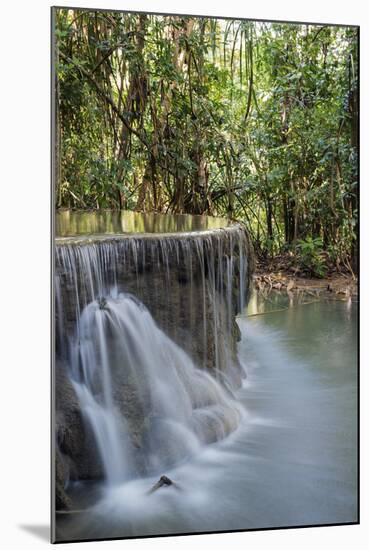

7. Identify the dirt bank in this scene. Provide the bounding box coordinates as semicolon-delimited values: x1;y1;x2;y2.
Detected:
254;270;357;299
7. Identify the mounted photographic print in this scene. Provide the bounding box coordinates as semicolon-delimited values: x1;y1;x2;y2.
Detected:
51;6;359;543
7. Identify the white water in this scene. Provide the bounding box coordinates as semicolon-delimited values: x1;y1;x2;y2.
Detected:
54;217;356;542
57;298;357;541
68;290;244;485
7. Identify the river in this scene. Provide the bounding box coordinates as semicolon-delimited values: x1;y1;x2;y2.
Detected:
56;292;358;541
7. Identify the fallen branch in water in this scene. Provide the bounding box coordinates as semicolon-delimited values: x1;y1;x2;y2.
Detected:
147;475;182;495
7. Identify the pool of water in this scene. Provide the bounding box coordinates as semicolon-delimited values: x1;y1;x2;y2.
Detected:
55;210;232;238
55;293;358;541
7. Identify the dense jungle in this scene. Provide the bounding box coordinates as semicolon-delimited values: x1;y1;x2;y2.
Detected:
54;10;358;278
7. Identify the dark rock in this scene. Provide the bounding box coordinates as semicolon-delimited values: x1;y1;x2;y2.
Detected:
55;449;72;510
54;224;255;494
147;475;181;494
54;360;104;509
97;296;108;310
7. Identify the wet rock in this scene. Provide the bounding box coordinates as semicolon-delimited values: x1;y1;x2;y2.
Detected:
97;296;108;310
54;225;255;492
147;475;181;494
55;449;72;510
54;360;104;509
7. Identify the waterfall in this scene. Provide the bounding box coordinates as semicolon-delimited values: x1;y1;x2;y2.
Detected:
68;292;243;483
55;223;252;487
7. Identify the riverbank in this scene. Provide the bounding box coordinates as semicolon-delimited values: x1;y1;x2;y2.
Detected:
254;263;357;300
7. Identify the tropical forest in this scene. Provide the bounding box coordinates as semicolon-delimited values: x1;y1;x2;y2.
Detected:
54;9;358;278
53;9;358;542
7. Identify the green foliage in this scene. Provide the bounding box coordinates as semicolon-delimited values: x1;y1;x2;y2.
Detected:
296;237;327;278
54;9;358;273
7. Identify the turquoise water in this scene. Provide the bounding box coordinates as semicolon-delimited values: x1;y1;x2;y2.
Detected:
56;293;358;540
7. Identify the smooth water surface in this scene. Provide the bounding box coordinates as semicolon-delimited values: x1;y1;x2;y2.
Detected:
56;210;232;238
56;294;357;541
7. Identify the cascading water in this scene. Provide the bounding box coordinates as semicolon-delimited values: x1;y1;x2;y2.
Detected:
54;212;253;501
53;212;357;542
69;296;135;485
69;291;243;484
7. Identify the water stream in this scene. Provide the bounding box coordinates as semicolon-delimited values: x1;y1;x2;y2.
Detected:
69;291;243;484
56;291;357;541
